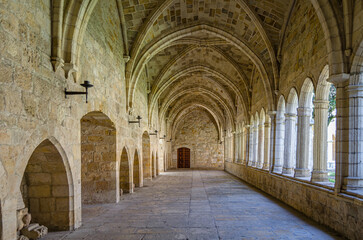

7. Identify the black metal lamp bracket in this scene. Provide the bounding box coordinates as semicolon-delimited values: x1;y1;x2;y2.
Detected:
65;81;93;103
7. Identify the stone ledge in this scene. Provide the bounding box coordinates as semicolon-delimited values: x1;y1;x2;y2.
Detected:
225;162;363;240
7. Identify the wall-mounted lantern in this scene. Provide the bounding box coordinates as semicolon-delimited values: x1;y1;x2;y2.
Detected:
159;135;166;140
65;81;93;103
149;130;158;136
129;115;142;127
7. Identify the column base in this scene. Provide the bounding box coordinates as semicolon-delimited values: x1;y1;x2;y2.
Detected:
273;165;282;174
282;167;294;175
343;177;363;190
262;163;269;170
294;168;310;178
311;170;328;182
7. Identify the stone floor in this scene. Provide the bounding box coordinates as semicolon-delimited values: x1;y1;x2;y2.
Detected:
44;170;342;240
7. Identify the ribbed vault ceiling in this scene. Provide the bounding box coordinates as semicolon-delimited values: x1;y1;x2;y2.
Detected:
121;0;292;133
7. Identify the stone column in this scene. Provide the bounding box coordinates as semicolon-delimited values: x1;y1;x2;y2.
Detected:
234;132;238;163
268;112;276;172
248;125;253;166
274;115;284;173
295;107;312;177
344;84;363;189
252;124;258;167
263;121;271;170
283;113;297;174
258;122;264;168
241;129;245;164
311;100;329;182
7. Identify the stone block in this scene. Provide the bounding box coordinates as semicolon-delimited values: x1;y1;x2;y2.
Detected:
28;185;51;198
51;186;69;197
55;197;69;212
39;198;55;213
26;173;51;185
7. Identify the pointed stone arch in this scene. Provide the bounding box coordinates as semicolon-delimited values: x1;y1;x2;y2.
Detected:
20;139;74;231
81;111;117;203
133;149;141;188
120;147;131;194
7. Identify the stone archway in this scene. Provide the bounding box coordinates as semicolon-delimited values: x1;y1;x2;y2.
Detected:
133;150;140;188
142;132;151;179
20;139;73;231
120;147;131;194
81;111;117;204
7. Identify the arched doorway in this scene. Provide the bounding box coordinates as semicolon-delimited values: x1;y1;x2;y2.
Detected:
177;148;190;168
142;132;151;179
20;139;73;231
120;147;131;194
81;111;116;204
133;150;140;188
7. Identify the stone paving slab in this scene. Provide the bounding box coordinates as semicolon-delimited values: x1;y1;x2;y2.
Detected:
44;170;343;240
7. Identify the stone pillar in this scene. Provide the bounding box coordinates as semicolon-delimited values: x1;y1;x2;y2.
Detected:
252;124;258;167
268;112;276;172
234;132;238;163
344;84;363;189
258;122;264;168
295;107;312;177
311;100;329;182
248;125;253;166
241;129;245;164
274;115;284;173
263;121;271;170
283;113;297;174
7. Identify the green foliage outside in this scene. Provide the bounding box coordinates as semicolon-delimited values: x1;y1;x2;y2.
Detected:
328;85;336;126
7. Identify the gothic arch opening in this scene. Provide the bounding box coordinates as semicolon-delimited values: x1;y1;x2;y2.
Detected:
120;147;131;194
295;79;315;178
133;150;140;188
283;89;298;175
81;111;116;204
274;96;286;173
20;139;73;231
142;132;151;180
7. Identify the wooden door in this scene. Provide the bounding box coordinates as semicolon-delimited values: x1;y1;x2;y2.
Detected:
177;148;190;168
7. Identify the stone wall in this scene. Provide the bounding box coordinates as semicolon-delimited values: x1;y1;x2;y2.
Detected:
81;112;117;204
171;109;224;169
225;162;363;240
0;0;158;239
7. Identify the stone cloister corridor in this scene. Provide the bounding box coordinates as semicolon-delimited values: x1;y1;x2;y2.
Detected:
44;170;341;240
1;0;363;239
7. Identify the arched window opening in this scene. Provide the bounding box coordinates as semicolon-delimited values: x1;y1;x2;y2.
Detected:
295;79;314;178
283;89;298;176
274;96;286;173
258;110;265;169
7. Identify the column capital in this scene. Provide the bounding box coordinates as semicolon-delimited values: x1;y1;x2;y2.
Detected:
327;73;349;85
313;100;329;109
264;122;271;128
297;107;312;116
284;113;297;118
268;111;277;116
346;84;363;97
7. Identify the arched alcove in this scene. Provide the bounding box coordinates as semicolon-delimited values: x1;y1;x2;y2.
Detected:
133;150;140;188
20;139;73;231
120;147;131;194
142;132;151;180
81;111;117;204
